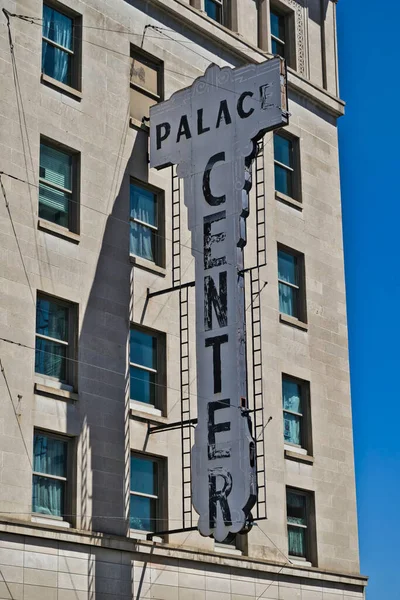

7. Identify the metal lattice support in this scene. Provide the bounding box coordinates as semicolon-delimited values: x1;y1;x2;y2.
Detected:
172;165;181;287
249;268;267;521
171;166;193;528
255;139;267;268
179;285;193;528
248;138;267;521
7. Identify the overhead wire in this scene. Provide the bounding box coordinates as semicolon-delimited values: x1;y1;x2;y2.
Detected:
3;12;283;110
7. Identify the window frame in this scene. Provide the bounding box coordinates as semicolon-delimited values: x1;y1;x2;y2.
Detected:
32;429;73;522
130;45;164;126
130;452;167;534
129;178;165;267
282;374;312;454
41;1;82;92
277;244;307;323
35;292;78;389
273;131;301;202
269;2;296;68
39;136;80;233
286;487;317;565
205;0;226;25
129;324;166;414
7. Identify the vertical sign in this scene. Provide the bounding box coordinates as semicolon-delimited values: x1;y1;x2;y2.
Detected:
150;58;288;542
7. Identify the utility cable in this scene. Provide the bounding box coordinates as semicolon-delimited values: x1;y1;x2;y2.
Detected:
0;357;33;469
0;174;35;304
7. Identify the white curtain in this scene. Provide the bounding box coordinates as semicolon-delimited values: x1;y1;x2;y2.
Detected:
130;186;156;261
32;434;66;517
42;5;72;84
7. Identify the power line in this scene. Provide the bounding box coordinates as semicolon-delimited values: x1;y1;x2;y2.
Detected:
0;174;35;305
4;12;282;109
0;169;271;289
0;357;33;469
5;11;273;57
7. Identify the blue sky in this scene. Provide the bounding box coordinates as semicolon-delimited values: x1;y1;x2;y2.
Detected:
337;2;399;597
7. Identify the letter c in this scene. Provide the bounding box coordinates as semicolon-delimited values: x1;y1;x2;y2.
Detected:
237;91;254;119
202;152;226;206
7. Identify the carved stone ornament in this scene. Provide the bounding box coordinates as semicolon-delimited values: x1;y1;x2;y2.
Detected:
281;0;306;75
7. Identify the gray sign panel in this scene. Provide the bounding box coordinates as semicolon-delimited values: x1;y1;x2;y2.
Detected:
150;58;288;542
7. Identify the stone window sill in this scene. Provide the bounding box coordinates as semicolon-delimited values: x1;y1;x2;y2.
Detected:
130;117;150;133
279;313;308;331
34;382;78;402
38;219;80;243
130;402;167;424
130;529;163;542
284;449;314;464
130;255;166;277
275;190;303;211
41;73;82;100
289;556;313;568
32;515;71;529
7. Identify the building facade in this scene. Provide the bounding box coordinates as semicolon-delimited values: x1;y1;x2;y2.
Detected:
0;0;367;598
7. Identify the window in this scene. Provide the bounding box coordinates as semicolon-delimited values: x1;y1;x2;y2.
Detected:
130;46;163;124
42;3;81;89
39;140;79;231
130;326;165;410
130;454;165;532
286;489;315;563
205;0;224;24
282;376;311;451
130;181;164;265
32;431;68;518
270;9;286;57
35;294;76;385
277;247;306;321
274;133;300;200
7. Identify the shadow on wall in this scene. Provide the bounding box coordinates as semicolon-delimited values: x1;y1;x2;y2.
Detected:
72;120;150;596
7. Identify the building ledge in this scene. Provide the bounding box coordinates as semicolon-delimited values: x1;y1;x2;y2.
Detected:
0;517;368;588
38;219;80;243
275;191;303;211
285;449;314;464
148;0;345;117
130;255;166;277
34;382;78;402
279;313;308;331
41;73;82;100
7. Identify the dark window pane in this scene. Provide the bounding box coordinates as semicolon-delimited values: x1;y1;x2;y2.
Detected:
36;297;68;341
283;380;301;413
130;185;157;226
287;492;307;525
274;163;293;196
33;434;67;477
130;221;155;262
42;41;71;85
205;0;222;22
131;456;157;495
279;282;297;317
283;412;301;445
288;525;306;557
130;365;156;404
278;251;296;285
32;475;65;517
130;494;156;531
130;330;156;369
39;183;69;227
35;338;67;380
43;5;73;50
270;11;285;41
274;134;292;168
272;38;285;57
